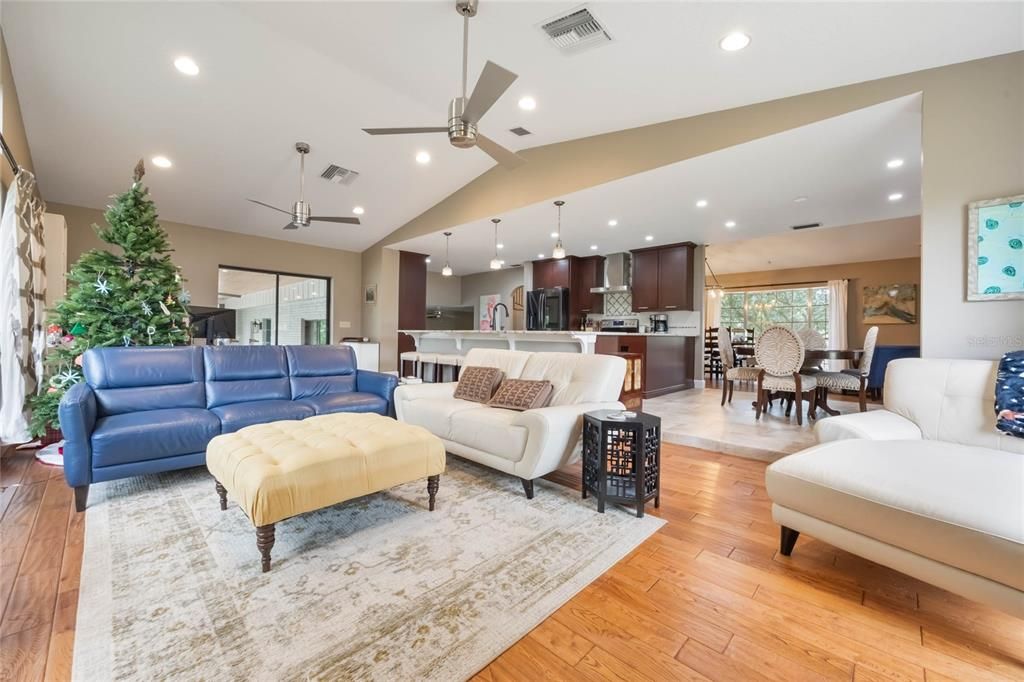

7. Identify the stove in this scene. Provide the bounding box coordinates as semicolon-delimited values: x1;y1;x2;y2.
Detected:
599;318;640;334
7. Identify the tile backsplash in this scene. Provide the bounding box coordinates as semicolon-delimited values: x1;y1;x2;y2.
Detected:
587;292;701;335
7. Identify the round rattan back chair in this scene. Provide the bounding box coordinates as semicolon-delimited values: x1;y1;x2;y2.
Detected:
753;326;818;425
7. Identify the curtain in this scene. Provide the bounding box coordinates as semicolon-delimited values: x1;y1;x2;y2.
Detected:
705;290;722;330
1;170;47;443
826;279;848;371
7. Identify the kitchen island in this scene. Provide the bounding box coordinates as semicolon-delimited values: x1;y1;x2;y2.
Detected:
401;329;696;398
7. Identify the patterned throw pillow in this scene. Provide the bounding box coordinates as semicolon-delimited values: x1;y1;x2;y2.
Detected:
453;366;505;404
488;379;554;411
995;350;1024;439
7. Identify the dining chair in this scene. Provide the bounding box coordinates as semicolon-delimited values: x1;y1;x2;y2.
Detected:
796;327;827;372
718;330;761;405
754;325;818;425
812;326;879;412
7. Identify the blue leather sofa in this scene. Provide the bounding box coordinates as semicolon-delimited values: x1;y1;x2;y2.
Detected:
59;344;398;511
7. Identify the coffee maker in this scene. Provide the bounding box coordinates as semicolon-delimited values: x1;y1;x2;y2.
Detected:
649;314;669;334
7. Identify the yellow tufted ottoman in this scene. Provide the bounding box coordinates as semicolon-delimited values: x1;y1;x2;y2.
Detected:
206;412;446;572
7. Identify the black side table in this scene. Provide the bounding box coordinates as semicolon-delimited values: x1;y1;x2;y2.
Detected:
582;410;662;518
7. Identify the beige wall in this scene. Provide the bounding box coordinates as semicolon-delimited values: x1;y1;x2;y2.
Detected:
460;267;527;328
50;202;363;343
1;29;34;193
363;52;1023;361
715;257;922;348
425;271;463;308
361;245;399;369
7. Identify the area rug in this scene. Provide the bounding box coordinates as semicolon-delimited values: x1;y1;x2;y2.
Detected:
73;457;664;681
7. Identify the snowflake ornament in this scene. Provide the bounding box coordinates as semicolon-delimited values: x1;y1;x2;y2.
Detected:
94;277;111;295
141;301;153;316
178;289;191;305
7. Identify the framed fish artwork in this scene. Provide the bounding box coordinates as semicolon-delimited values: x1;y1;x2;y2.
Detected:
967;194;1024;301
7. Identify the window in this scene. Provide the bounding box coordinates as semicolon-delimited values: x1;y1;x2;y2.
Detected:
718;286;830;342
217;267;330;345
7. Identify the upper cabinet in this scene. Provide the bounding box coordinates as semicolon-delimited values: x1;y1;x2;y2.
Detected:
630;243;695;311
573;255;605;315
532;257;571;290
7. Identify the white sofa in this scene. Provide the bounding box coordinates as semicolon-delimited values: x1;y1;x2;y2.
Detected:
394;349;626;498
766;358;1024;617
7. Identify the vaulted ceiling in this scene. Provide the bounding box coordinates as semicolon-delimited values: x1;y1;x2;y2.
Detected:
5;2;1021;253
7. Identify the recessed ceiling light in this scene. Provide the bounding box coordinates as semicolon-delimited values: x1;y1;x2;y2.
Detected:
496;243;504;249
719;32;751;52
415;150;431;165
724;220;737;228
518;96;537;111
151;155;173;168
793;196;809;203
425;257;431;263
173;56;199;76
352;206;365;215
607;219;618;227
550;232;559;238
538;253;545;258
887;158;904;169
645;235;654;241
888;192;903;201
590;244;598;250
695;199;708;208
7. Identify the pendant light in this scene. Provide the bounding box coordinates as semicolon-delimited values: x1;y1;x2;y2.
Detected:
704;255;724;298
441;231;454;277
489;218;502;270
551;200;566;259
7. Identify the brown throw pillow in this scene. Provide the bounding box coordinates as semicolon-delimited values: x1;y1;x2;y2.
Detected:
488;379;554;411
453;366;505;404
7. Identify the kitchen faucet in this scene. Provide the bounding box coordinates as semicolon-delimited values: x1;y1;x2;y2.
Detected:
490;303;510;332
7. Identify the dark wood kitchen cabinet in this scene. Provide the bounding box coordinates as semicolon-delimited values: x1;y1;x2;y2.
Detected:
629;242;695;311
596;334;694;399
531;258;571;290
630;250;660;312
572;255;604;315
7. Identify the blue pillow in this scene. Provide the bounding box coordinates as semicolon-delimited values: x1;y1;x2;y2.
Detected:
995;351;1024;439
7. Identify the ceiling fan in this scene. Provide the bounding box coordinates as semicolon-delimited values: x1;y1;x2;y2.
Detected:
362;0;525;169
247;142;361;230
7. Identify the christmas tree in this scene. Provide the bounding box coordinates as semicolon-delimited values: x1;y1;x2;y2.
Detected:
27;160;192;437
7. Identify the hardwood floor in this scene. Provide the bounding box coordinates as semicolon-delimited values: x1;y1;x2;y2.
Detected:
2;443;1021;681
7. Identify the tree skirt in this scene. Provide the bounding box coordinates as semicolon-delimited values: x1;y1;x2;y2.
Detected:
73;457;664;681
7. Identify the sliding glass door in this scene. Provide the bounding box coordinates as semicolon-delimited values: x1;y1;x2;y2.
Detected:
217;267;330;345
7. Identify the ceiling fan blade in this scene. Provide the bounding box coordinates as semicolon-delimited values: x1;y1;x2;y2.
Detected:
462;61;518;125
476;134;526;168
282;222;299;230
248;198;291;215
311;216;361;225
362;127;448;136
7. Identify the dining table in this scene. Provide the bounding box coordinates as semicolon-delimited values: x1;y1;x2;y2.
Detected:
737;346;865;418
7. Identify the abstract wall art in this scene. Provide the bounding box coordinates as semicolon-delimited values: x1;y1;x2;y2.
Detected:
967;194;1024;301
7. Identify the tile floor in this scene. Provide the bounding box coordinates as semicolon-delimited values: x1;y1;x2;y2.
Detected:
643;382;877;462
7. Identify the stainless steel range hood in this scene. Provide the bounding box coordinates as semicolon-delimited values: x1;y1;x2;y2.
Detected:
590;252;631;294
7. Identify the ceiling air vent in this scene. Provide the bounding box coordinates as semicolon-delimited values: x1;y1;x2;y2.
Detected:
791;222;822;231
509;127;532;136
539;6;612;54
320;164;360;186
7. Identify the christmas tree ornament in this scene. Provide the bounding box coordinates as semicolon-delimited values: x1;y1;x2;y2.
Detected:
94;276;111;295
166;294;174;304
159;301;171;316
122;335;132;347
74;354;83;367
174;271;181;283
178;289;191;305
69;322;86;335
146;325;156;344
141;301;153;316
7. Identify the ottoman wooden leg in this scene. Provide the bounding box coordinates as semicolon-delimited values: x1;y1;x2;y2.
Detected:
427;475;440;511
215;481;227;510
256;524;276;573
